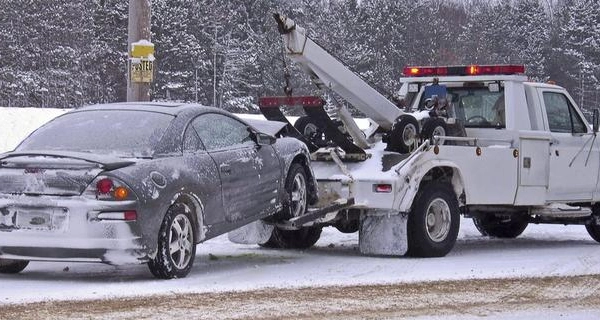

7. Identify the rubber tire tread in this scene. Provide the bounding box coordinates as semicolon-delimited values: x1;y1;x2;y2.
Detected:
261;164;322;249
586;204;600;243
407;182;460;257
294;116;320;137
385;115;420;154
472;215;528;238
148;203;197;279
421;118;447;143
0;259;29;274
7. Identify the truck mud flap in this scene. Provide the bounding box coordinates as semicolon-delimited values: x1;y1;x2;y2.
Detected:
359;211;408;256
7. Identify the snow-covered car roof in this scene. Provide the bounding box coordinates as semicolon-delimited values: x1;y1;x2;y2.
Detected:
78;101;214;116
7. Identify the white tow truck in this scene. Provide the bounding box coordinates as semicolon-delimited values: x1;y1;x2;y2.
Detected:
232;13;600;257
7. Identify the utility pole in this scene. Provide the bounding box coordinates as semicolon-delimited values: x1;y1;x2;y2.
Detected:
127;0;151;102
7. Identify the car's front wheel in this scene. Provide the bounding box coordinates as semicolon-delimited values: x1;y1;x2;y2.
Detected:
0;259;29;274
148;202;197;279
261;163;321;249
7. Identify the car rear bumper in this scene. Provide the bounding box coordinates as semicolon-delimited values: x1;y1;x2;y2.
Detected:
0;195;148;265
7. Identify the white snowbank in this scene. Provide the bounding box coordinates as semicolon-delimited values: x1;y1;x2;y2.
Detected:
0;107;68;153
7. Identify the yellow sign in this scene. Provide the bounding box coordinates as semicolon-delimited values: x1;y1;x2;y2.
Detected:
131;59;154;83
131;40;155;58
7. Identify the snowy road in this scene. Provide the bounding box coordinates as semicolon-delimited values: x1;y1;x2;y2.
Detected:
2;219;600;318
3;274;600;319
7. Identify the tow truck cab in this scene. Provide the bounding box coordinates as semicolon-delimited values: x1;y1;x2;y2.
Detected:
398;65;599;206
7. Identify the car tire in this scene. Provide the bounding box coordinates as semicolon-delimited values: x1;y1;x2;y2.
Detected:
473;215;528;238
385;115;420;154
421;118;447;144
148;202;197;279
407;182;460;257
261;164;322;249
0;259;29;274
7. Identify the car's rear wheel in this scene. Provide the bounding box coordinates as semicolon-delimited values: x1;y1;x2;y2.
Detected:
148;202;197;279
261;164;322;249
0;259;29;274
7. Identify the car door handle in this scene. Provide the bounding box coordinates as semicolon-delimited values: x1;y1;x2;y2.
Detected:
220;164;231;174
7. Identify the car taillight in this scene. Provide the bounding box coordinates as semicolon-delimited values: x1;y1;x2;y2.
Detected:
96;178;114;194
374;184;393;193
124;210;137;221
114;186;129;200
96;210;138;221
87;176;134;201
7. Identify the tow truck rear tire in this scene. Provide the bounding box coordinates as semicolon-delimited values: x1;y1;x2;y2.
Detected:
261;164;322;249
586;224;600;243
407;182;459;257
261;227;322;249
585;204;600;242
0;259;29;274
472;215;528;238
385;115;420;154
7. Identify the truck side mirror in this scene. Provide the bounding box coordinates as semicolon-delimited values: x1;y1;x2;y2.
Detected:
594;109;600;134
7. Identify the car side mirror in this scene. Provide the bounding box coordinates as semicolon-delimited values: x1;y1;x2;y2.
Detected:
254;132;276;146
594;109;599;134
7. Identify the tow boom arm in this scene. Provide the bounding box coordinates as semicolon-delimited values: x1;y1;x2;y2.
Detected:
274;13;402;130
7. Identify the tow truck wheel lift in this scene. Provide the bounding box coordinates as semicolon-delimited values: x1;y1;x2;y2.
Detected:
258;96;368;161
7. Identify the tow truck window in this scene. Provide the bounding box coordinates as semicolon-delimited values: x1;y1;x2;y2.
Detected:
448;87;505;128
543;92;587;134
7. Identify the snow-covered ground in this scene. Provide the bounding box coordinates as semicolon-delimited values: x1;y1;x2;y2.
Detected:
1;107;600;318
2;222;599;305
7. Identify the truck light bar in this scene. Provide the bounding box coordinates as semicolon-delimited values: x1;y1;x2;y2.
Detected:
403;65;525;77
259;96;325;108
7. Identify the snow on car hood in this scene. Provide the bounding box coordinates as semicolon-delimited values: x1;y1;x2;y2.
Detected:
0;151;135;196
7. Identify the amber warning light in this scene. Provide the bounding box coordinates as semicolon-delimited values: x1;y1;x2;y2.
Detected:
403;65;525;77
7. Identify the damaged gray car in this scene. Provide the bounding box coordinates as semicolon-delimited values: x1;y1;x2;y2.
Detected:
0;102;317;279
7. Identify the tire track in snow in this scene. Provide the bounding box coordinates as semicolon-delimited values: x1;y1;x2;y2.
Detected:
3;274;600;319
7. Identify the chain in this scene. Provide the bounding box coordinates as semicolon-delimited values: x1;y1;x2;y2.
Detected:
281;43;293;97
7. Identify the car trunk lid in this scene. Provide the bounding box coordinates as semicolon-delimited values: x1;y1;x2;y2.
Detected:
0;151;136;196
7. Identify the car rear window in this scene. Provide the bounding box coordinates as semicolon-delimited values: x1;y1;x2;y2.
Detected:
17;110;174;158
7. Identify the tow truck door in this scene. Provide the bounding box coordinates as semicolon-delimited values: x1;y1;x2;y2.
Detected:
539;89;599;201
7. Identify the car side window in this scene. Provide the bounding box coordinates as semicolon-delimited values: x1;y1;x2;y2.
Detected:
182;125;205;152
543;92;587;133
192;113;252;150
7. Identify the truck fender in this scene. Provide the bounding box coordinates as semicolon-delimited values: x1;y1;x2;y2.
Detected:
396;160;466;213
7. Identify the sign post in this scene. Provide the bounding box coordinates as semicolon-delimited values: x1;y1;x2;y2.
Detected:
127;0;152;102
